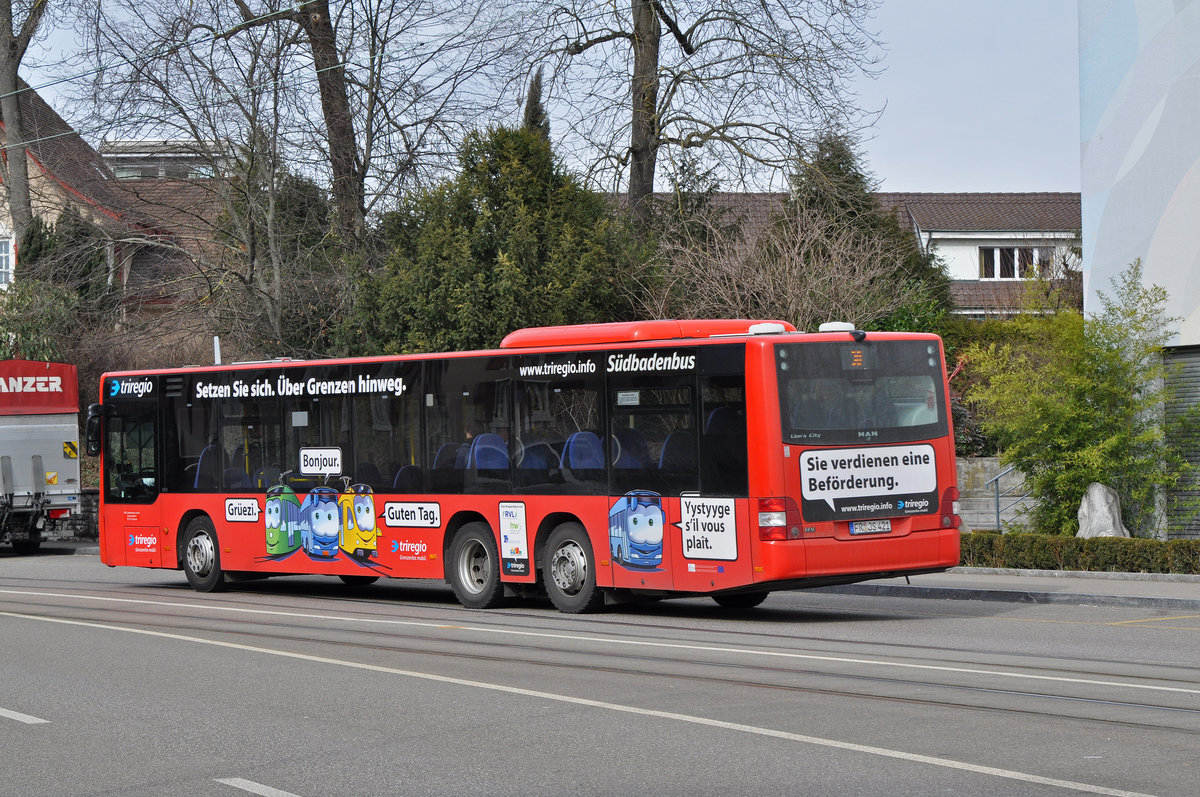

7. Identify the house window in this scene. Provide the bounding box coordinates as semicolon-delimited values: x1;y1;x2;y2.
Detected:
979;246;1048;280
978;248;994;278
999;248;1015;278
0;238;11;285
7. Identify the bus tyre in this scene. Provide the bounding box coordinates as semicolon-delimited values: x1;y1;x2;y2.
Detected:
339;575;379;586
544;523;604;614
448;522;504;609
712;591;769;609
182;516;226;593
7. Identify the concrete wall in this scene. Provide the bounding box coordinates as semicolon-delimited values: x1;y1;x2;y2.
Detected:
1080;1;1200;346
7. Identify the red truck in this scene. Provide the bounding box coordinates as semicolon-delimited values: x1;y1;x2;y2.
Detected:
0;360;80;554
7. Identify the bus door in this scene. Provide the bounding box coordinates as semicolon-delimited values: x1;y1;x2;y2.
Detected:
606;344;753;594
99;378;162;567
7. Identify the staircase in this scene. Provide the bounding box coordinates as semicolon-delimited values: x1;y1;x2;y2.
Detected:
956;457;1034;531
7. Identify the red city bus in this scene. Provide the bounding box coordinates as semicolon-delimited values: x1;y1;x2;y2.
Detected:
85;320;960;612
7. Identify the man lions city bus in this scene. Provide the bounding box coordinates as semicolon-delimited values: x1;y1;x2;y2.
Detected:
85;320;960;613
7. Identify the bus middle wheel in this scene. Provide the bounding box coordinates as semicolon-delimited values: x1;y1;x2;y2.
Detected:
543;522;604;614
448;522;504;609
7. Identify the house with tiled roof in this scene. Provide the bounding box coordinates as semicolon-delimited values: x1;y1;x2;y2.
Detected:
690;191;1081;318
0;82;205;309
878;192;1082;317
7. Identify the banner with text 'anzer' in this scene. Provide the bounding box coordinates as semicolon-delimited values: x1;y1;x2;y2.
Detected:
0;360;78;415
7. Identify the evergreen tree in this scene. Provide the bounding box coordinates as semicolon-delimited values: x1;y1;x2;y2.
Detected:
967;260;1197;536
786;134;951;328
522;66;550;141
345;126;636;354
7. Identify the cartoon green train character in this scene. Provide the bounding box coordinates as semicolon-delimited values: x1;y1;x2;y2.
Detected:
338;483;378;558
265;484;304;555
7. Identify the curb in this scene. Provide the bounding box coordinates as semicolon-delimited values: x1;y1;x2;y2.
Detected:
816;582;1200;610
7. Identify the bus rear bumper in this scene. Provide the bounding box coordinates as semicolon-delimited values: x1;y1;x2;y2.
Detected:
757;527;960;584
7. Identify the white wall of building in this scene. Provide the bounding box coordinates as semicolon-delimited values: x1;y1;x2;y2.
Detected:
926;233;1073;281
1080;1;1200;345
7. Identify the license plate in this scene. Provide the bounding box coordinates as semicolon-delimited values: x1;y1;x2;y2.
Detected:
850;519;892;535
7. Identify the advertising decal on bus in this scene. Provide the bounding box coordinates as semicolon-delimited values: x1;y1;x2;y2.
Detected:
383;502;441;528
499;501;530;575
225;498;261;522
608;492;665;570
678;496;738;560
799;443;938;522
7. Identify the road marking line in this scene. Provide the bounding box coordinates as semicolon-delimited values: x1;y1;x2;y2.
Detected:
214;778;301;796
1109;614;1200;625
1;588;1197;697
0;706;49;724
0;610;1160;797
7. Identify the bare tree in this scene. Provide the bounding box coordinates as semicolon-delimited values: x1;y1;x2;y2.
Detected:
79;0;515;246
0;0;48;243
66;0;515;358
648;197;926;330
525;0;880;234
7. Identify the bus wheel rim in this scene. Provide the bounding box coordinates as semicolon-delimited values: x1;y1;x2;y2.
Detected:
187;532;215;577
551;541;587;595
458;539;489;595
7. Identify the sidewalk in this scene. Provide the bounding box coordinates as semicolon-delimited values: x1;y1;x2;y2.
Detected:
819;567;1200;610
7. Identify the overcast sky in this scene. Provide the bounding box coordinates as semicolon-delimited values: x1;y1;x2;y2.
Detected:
24;1;1082;196
857;0;1081;193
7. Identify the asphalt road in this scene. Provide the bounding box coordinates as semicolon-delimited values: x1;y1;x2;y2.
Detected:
2;551;1198;796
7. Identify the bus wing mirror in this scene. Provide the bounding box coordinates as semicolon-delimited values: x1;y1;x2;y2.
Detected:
85;403;105;456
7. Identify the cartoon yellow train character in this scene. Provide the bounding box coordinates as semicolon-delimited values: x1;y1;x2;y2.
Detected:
338;483;378;558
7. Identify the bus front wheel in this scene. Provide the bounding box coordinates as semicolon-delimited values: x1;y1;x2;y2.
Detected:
543;523;604;614
448;522;504;609
182;516;226;593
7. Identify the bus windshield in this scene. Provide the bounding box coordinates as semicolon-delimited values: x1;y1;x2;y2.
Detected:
776;339;949;446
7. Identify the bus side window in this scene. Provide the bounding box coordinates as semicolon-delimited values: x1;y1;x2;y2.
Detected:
425;357;512;495
699;373;747;496
514;354;603;495
609;382;698;497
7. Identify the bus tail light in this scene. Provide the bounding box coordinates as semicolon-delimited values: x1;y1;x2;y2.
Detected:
941;486;961;529
757;497;802;540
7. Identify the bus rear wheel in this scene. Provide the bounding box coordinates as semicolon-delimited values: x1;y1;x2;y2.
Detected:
448;522;504;609
712;591;769;609
182;516;226;592
543;523;604;614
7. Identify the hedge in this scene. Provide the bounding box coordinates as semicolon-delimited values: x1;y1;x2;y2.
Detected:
960;531;1200;575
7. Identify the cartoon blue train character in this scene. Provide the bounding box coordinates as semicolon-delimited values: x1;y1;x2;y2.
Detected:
264;484;303;556
299;486;342;558
609;491;664;568
338;483;378;558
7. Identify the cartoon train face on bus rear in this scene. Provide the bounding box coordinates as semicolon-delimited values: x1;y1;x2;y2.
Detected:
264;485;303;556
299;486;342;558
338;484;378;559
608;491;664;569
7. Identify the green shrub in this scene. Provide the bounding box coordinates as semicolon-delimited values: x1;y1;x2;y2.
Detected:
959;532;1200;574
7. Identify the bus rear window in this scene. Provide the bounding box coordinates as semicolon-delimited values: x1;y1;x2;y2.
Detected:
776;340;948;445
